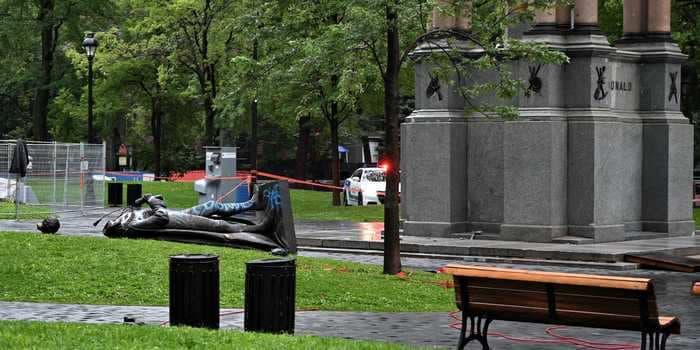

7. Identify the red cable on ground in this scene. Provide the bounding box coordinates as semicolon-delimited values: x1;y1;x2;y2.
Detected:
448;311;638;350
158;309;323;327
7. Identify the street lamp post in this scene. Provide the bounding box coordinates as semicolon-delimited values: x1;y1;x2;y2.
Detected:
82;32;98;144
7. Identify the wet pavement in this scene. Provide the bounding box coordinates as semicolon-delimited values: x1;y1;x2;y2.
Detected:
2;214;700;264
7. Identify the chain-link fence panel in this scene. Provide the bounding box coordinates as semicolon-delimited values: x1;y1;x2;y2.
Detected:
0;140;106;219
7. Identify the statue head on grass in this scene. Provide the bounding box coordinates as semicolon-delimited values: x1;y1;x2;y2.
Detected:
37;217;60;234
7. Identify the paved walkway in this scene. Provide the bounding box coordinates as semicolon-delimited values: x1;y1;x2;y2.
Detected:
0;300;688;350
2;214;700;264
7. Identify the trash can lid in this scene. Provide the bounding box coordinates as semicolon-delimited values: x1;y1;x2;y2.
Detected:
246;256;296;267
170;254;219;263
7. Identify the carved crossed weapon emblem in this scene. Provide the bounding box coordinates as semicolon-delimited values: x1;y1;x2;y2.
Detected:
426;73;443;101
668;71;678;103
525;64;542;97
594;66;608;101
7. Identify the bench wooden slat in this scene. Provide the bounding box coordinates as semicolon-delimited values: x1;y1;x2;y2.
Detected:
449;265;679;328
555;292;656;317
448;265;680;350
466;277;552;291
555;283;653;299
466;286;549;309
467;302;678;333
445;264;651;291
459;285;661;326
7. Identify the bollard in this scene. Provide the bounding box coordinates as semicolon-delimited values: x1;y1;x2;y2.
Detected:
169;254;219;329
244;257;296;333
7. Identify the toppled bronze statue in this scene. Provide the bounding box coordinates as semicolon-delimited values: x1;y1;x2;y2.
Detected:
102;181;296;254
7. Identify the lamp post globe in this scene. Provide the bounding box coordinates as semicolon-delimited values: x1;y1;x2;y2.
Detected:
82;32;98;144
82;32;98;59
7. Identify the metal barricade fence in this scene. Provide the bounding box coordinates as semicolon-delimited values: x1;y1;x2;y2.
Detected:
0;140;106;219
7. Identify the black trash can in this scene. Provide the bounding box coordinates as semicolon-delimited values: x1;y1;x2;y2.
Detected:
169;254;219;329
244;257;296;334
126;183;142;206
107;182;123;207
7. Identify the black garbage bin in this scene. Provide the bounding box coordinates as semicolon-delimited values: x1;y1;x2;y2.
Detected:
169;254;219;329
126;183;142;206
244;257;296;334
107;182;123;207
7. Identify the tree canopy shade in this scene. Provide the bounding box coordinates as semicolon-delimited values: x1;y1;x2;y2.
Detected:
0;0;116;141
2;1;700;274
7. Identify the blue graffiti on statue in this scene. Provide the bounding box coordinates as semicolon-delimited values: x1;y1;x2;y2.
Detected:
264;184;282;210
185;196;255;217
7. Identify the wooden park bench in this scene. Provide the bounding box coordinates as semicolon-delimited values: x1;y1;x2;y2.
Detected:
443;264;680;350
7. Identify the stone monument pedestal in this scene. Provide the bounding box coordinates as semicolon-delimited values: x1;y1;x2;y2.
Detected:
401;16;693;242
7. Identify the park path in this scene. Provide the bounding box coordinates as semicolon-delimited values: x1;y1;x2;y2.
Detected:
0;300;652;350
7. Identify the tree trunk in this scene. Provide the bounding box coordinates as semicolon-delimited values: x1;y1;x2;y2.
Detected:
330;116;341;206
208;63;218;144
32;0;56;141
151;98;162;178
295;115;311;179
250;38;259;176
383;1;402;275
203;91;216;145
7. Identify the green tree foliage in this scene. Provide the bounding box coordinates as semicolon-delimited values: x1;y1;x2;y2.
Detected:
0;0;115;140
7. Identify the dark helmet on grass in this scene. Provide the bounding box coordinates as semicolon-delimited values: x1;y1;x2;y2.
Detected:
37;217;60;234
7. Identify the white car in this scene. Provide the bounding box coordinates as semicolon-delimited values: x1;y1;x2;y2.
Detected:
343;167;386;206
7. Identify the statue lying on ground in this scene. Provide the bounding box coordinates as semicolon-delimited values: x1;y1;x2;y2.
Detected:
102;181;296;254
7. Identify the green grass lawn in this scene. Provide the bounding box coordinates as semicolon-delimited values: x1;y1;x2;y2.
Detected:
0;321;425;350
289;189;384;222
136;182;384;222
0;232;452;312
0;202;52;220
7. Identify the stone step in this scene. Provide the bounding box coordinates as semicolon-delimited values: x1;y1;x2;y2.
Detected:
298;246;640;270
552;236;595;244
624;231;670;241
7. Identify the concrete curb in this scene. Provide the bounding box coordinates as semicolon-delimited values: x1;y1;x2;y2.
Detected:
299;246;640;271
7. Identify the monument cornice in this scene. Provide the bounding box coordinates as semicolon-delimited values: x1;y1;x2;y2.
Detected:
404;109;469;123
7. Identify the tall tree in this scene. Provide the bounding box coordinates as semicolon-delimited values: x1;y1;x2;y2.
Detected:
344;0;567;274
169;0;236;145
32;0;58;141
383;0;403;274
0;0;114;140
282;1;375;205
343;0;430;274
0;1;35;138
34;0;114;140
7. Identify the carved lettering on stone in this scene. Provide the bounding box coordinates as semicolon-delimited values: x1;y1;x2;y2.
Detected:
608;80;632;92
